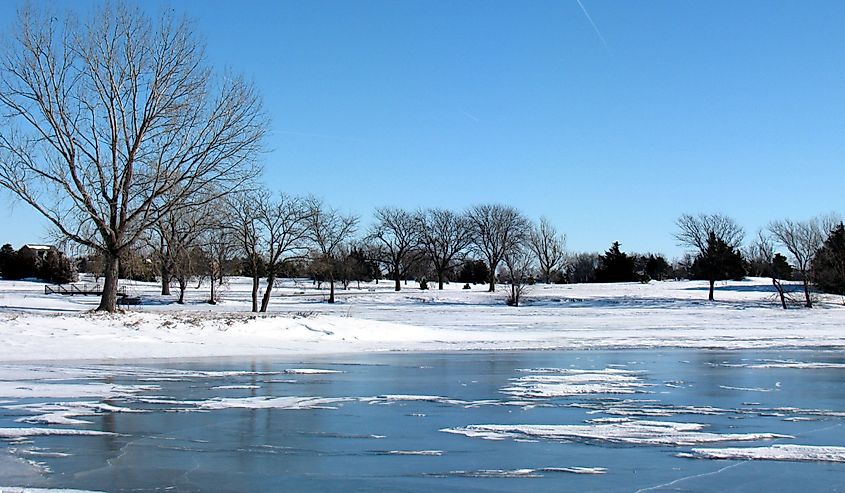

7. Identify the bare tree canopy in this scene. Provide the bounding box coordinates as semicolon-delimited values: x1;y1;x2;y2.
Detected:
0;3;267;311
468;204;531;292
415;208;472;290
675;213;745;301
368;207;420;292
675;213;744;252
529;217;566;284
768;214;840;308
306;198;358;303
256;194;311;312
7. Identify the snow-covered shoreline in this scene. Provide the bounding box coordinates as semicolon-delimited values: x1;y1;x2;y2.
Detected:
1;277;844;361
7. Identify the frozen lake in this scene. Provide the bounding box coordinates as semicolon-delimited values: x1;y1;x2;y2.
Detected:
2;349;845;492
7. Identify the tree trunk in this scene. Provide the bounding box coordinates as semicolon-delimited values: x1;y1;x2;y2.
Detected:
488;266;496;292
708;279;715;301
260;273;274;312
773;278;787;309
328;276;335;303
511;283;518;307
803;279;813;308
177;278;187;304
160;264;171;295
251;274;260;312
438;272;445;290
209;276;217;305
96;253;121;312
393;266;401;291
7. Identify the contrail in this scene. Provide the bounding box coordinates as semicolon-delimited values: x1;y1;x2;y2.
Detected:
460;109;480;123
575;0;610;52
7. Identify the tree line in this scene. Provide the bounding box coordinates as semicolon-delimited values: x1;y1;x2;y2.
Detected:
1;3;844;312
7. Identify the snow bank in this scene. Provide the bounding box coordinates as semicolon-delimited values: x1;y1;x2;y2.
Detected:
2;277;845;360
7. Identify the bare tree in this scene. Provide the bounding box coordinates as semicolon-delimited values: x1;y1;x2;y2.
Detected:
768;214;840;308
306;198;358;303
229;191;264;312
529;217;566;284
199;205;236;304
501;244;535;307
256;194;311;312
0;4;266;312
368;207;420;292
145;206;210;303
467;204;531;292
415;208;472;290
675;213;745;301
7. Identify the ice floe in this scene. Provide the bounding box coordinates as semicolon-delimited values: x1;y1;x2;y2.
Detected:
428;467;607;478
502;368;650;399
281;369;342;374
0;488;106;493
379;450;444;456
441;418;791;446
679;444;845;463
195;396;352;410
0;428;117;439
5;401;143;426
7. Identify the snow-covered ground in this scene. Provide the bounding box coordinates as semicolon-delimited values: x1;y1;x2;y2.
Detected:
0;276;843;361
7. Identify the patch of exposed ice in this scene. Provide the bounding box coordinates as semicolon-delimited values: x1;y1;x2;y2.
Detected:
210;385;261;390
429;467;607;478
379;450;444;456
441;418;791;446
719;385;775;392
502;368;649;399
749;360;845;369
0;428;117;439
6;401;143;425
679;444;845;463
0;382;158;399
195;396;352;410
0;489;104;493
282;369;342;374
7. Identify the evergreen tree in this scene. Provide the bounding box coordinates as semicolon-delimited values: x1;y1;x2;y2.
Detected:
596;242;637;283
771;252;792;309
811;224;845;295
691;232;746;300
458;259;490;284
0;244;19;280
39;250;77;284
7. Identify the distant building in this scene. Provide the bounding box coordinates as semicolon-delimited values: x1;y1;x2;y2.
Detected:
19;244;56;263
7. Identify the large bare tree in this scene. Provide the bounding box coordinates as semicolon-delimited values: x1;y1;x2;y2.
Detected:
415;208;472;290
306;198;358;303
768;214;840;308
529;217;566;284
0;4;266;311
229;191;264;312
368;207;420;292
468;204;531;292
675;213;745;301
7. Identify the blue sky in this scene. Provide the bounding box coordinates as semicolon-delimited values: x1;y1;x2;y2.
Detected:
1;0;844;257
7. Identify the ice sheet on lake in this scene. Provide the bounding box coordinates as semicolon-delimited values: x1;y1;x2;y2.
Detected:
748;361;845;370
502;368;650;399
210;385;261;390
379;450;444;456
196;396;352;410
429;467;607;478
282;369;342;374
0;488;106;493
0;382;158;399
679;444;845;463
0;427;117;439
441;418;791;446
5;401;143;425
